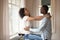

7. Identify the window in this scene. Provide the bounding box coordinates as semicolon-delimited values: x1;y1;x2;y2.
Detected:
8;0;21;36
41;0;51;5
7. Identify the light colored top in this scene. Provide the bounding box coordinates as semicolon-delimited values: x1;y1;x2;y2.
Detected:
30;17;52;40
19;16;31;34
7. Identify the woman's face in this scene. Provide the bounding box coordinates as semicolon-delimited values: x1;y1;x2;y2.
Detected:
24;8;30;16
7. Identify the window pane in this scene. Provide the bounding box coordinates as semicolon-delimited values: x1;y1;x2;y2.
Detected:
41;0;51;5
8;0;22;36
9;4;13;35
15;0;20;6
11;5;19;34
9;4;20;35
12;0;16;4
9;4;12;16
9;0;11;3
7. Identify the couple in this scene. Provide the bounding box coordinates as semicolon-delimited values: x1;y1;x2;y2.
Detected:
19;5;52;40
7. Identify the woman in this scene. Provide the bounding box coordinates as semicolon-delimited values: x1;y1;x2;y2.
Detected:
19;8;50;40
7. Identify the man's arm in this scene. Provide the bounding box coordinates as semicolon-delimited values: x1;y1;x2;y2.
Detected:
29;17;48;33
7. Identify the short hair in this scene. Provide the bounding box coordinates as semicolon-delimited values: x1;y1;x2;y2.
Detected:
19;8;25;18
42;5;49;13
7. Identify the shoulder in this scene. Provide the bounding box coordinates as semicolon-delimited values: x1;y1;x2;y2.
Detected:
23;16;29;21
43;17;51;22
42;17;48;21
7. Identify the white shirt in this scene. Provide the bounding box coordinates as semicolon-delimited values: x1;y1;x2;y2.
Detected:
19;16;31;34
30;17;52;40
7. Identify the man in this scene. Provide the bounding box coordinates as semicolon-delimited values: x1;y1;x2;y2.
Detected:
24;5;52;40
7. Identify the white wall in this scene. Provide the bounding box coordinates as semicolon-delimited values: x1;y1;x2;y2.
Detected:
0;0;9;40
0;0;3;40
51;0;60;40
25;0;33;15
25;0;41;27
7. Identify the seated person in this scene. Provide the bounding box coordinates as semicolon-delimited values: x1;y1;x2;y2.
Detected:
18;7;51;40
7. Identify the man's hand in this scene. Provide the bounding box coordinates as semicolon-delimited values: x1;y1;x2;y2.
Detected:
24;27;30;31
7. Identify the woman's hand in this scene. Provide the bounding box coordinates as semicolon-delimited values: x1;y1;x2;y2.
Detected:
24;27;30;31
45;13;51;18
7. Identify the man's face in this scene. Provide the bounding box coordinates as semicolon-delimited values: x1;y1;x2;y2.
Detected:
40;7;46;14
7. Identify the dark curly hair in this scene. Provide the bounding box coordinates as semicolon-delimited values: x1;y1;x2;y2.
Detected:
42;5;49;13
19;8;25;18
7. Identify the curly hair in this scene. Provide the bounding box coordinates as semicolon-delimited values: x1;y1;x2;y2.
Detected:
19;8;25;18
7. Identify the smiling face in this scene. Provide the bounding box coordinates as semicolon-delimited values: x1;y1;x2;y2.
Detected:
40;5;49;15
40;7;46;15
24;8;30;16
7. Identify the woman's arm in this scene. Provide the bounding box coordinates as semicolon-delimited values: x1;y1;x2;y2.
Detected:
27;13;51;21
27;16;44;21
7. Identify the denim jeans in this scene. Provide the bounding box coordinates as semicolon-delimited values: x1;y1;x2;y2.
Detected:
24;34;42;40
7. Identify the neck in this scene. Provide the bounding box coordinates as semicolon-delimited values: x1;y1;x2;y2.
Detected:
43;14;46;15
25;15;28;16
43;12;47;15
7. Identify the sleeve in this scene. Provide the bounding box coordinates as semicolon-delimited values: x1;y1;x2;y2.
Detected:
23;16;31;27
29;17;48;33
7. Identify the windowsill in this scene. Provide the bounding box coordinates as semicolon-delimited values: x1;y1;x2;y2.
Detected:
10;33;18;39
